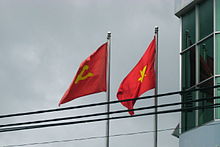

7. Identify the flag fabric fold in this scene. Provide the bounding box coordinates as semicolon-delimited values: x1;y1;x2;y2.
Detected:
117;37;156;115
59;43;108;106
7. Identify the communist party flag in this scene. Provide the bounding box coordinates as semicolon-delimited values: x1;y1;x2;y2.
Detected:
117;37;156;115
59;43;107;105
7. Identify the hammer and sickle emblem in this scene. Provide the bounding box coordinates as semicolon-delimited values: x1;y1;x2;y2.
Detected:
74;65;94;84
138;65;147;83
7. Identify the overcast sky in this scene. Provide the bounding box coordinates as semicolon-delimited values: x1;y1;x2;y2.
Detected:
0;0;180;147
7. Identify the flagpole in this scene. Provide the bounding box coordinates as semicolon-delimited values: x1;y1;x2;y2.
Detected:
154;26;159;147
106;32;111;147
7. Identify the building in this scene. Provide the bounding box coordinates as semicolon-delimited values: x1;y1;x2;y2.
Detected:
175;0;220;146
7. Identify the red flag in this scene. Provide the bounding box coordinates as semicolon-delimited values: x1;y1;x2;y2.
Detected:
117;37;156;115
59;43;107;105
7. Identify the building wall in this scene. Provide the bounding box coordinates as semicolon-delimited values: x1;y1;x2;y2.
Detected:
215;0;220;120
178;0;220;146
180;0;214;134
180;120;220;147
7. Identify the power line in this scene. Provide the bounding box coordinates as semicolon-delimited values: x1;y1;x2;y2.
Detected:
0;85;218;119
3;119;220;147
0;103;219;133
2;128;176;147
0;96;219;128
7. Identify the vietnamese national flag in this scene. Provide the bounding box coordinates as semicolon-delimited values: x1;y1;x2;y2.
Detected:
117;37;156;115
59;43;107;106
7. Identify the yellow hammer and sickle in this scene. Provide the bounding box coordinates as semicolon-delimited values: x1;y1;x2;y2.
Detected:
138;65;147;83
74;65;94;84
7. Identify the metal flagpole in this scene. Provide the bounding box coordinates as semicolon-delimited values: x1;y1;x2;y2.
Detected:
154;26;159;147
106;32;111;147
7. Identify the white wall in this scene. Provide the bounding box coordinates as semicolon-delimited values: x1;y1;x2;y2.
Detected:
180;120;220;147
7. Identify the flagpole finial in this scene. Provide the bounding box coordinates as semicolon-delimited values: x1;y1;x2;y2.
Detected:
155;26;159;34
107;32;111;39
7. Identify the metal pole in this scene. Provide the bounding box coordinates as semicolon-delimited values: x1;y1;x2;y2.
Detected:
106;32;111;147
154;26;159;147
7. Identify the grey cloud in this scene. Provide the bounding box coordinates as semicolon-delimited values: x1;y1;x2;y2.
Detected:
0;0;180;146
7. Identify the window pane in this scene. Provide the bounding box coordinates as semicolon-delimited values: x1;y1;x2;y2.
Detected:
182;9;195;50
215;77;220;119
216;34;220;74
182;47;196;89
182;90;196;132
216;0;220;31
198;79;214;126
199;37;214;82
199;0;213;39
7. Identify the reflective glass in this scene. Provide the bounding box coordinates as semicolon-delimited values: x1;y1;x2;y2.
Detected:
216;34;220;74
216;0;220;31
215;77;220;119
199;37;214;82
182;9;195;50
182;90;196;132
199;0;213;39
198;79;214;126
182;47;196;90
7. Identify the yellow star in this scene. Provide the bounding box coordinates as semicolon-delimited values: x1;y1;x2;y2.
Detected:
138;66;147;83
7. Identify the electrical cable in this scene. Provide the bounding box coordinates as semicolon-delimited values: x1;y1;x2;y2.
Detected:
2;128;176;147
0;96;219;128
0;103;219;133
4;119;220;147
0;85;219;119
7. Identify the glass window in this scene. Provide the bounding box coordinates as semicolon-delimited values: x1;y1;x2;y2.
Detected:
182;9;195;50
199;37;214;82
180;0;215;132
198;78;214;126
182;47;196;90
182;90;196;132
216;0;220;31
199;0;213;39
216;34;220;74
215;77;220;119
